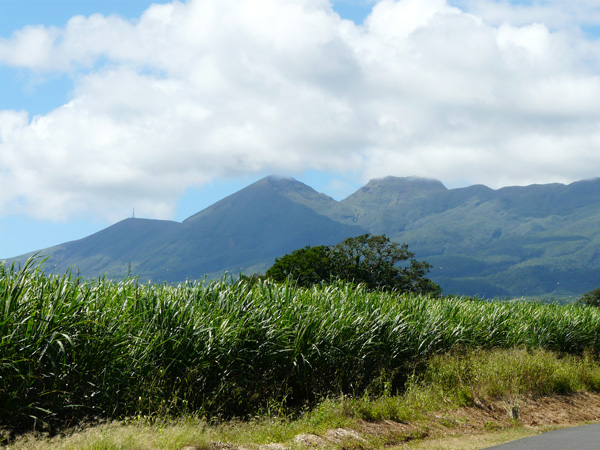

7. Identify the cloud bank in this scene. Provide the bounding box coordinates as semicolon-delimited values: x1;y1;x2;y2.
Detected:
1;0;600;220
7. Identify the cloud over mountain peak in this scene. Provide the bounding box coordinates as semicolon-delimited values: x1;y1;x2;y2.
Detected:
1;0;600;221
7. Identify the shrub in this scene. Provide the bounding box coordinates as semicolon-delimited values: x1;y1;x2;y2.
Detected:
580;287;600;307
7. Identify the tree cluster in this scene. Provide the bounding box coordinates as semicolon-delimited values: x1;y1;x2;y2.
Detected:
265;234;441;295
579;287;600;307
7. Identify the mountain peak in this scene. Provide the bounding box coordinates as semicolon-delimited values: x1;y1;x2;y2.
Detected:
254;175;311;192
262;174;297;182
342;175;447;210
253;175;357;223
184;175;354;224
368;176;447;190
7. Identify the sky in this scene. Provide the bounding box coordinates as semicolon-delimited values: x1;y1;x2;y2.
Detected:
1;0;600;258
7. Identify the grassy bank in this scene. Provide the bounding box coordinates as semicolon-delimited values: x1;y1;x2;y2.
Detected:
2;259;600;435
5;347;600;449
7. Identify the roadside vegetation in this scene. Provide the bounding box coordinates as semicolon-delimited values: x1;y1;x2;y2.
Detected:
5;348;600;449
2;258;600;448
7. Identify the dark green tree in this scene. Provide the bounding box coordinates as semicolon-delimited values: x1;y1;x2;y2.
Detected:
330;234;441;295
266;245;332;286
266;234;441;295
579;287;600;307
237;273;266;286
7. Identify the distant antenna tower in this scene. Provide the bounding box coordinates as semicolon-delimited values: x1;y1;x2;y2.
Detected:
132;208;135;219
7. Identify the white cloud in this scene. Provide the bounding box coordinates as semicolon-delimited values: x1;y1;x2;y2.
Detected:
365;0;458;41
1;0;600;221
453;0;600;31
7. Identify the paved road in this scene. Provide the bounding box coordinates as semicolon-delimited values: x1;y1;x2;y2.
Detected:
482;423;600;449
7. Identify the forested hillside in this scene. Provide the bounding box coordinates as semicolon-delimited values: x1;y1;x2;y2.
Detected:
8;175;600;298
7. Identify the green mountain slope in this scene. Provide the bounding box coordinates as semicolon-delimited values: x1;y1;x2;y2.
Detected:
27;218;183;279
8;175;600;298
341;177;600;298
17;176;366;282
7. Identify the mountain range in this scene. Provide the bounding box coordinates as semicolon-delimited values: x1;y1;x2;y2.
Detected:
8;175;600;298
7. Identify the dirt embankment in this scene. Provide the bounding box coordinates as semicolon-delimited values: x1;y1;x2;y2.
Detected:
182;393;600;450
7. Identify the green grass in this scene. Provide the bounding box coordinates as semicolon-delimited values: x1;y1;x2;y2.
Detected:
6;348;600;449
422;347;600;403
2;258;600;436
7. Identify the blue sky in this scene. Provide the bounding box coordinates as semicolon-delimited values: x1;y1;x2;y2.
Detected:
2;0;600;258
0;8;368;174
0;0;371;116
0;0;372;258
